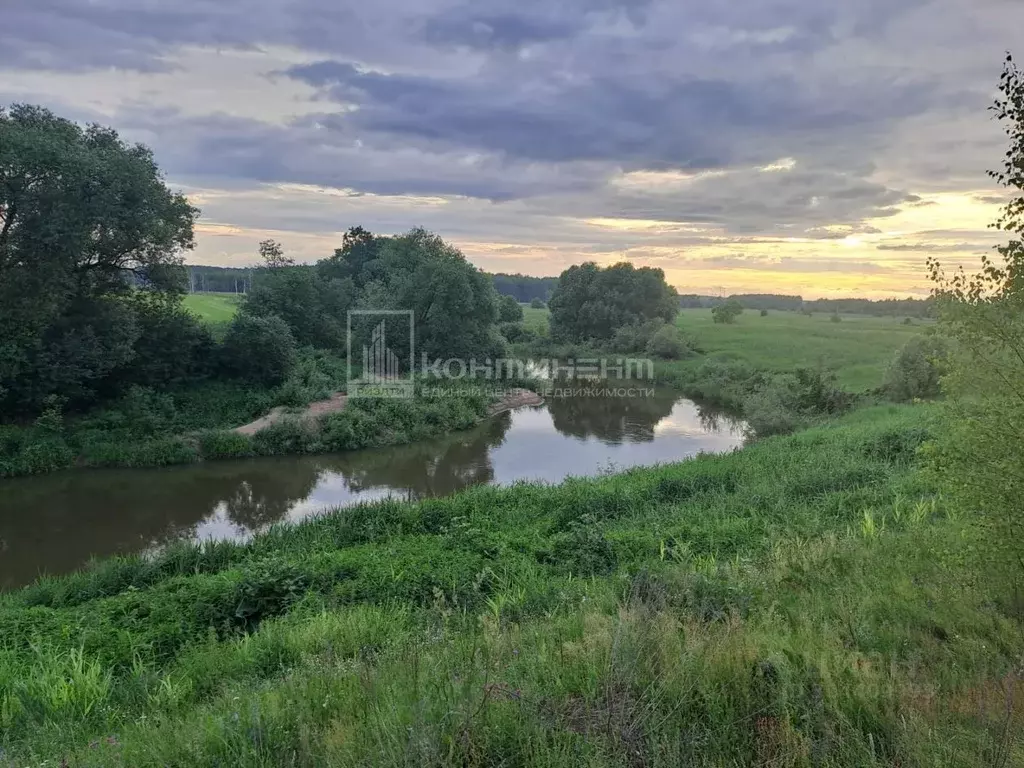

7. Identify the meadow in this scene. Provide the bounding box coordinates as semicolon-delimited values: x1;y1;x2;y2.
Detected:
181;292;242;325
1;403;1019;765
673;309;928;392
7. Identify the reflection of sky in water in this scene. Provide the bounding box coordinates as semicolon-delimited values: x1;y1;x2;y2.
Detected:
1;394;747;589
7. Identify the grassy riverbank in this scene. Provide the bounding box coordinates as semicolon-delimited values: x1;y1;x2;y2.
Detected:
0;378;493;477
1;402;1019;765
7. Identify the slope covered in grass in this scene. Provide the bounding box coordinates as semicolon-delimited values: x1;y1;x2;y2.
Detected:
1;404;1020;765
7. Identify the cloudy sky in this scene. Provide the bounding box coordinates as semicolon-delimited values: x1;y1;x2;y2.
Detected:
3;0;1021;297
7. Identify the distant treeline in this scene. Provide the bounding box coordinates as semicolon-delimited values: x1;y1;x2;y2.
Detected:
491;273;559;302
679;293;934;318
185;264;932;318
185;266;560;303
186;265;254;293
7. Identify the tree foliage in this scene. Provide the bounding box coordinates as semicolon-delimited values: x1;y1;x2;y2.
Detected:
548;262;678;342
712;300;743;324
221;314;298;386
882;335;950;402
498;295;524;323
0;104;197;415
927;53;1024;551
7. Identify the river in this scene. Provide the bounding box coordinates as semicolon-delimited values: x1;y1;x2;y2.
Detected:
0;391;745;590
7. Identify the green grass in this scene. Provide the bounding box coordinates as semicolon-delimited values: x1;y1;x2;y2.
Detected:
515;307;922;392
676;309;927;392
522;305;551;335
182;292;241;325
2;403;1020;765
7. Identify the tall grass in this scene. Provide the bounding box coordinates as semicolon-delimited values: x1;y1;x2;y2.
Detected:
1;404;1020;765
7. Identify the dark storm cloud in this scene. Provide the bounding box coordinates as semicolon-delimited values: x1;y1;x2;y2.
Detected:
283;58;936;171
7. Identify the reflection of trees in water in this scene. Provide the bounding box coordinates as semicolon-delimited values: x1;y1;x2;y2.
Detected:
218;464;324;531
321;411;511;501
695;404;747;436
547;392;677;444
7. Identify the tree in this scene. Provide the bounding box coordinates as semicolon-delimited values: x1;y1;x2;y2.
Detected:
319;227;380;286
882;336;950;402
712;300;743;324
548;262;678;342
0;104;197;414
221;314;297;386
351;229;505;364
927;54;1024;557
498;295;524;323
243;264;353;350
258;239;294;269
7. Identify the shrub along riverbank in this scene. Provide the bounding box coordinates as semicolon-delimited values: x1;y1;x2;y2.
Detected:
1;403;1020;765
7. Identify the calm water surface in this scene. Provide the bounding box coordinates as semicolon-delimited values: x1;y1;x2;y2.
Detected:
0;392;745;589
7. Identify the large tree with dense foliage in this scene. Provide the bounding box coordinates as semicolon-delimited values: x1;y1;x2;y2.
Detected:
0;104;198;415
352;229;504;364
548;262;678;343
928;54;1024;558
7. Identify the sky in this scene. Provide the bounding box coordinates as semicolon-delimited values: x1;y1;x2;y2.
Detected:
2;0;1022;298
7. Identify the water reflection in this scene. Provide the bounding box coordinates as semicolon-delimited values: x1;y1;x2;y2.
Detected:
0;394;744;589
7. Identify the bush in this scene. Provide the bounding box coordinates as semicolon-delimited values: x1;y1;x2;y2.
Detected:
221;314;298;386
274;350;342;407
530;297;546;309
760;309;768;317
498;322;537;344
497;295;524;323
81;437;198;468
645;324;689;360
882;336;950;402
830;312;842;323
609;320;661;354
743;368;853;437
198;430;255;460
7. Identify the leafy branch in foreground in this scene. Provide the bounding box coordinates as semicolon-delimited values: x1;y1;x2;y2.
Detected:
927;53;1024;563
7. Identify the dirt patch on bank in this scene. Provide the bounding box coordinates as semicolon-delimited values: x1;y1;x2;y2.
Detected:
232;393;348;436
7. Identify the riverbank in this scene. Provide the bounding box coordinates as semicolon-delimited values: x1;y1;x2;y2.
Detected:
2;402;1019;764
0;383;538;478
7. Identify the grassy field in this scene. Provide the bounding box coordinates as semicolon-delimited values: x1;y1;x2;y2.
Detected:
675;309;928;392
522;304;551;335
1;403;1019;765
520;307;925;392
182;292;241;325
